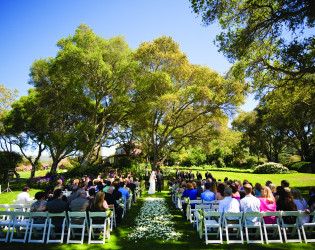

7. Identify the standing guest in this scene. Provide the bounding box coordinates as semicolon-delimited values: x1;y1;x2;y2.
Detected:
205;170;213;180
17;186;33;202
230;184;240;200
292;188;310;224
196;170;202;181
215;183;225;200
156;170;163;192
175;168;182;180
219;187;240;221
240;184;260;224
183;171;188;180
189;170;195;180
259;186;277;224
196;180;204;198
201;182;215;202
70;189;89;212
134;178;142;196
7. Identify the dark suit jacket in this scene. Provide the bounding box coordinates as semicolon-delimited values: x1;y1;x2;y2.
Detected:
156;173;163;184
189;173;195;180
196;173;202;180
205;172;213;179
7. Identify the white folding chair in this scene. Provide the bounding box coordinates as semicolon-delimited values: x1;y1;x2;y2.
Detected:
28;211;48;243
223;212;244;244
46;212;67;243
88;212;109;244
193;204;211;231
67;211;88;244
0;211;13;242
262;211;283;244
203;211;223;244
243;212;264;244
10;211;31;243
300;211;315;243
281;211;302;243
109;206;116;230
187;200;202;222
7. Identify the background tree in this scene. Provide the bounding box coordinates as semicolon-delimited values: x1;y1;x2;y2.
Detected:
29;24;137;170
3;90;47;178
133;36;247;170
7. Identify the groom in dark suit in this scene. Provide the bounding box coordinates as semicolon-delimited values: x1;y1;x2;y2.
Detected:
156;170;163;192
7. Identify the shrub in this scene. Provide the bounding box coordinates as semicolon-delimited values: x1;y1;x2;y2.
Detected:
253;162;290;174
0;151;22;184
287;162;312;173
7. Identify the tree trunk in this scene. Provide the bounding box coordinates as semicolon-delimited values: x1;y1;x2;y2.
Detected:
50;159;60;175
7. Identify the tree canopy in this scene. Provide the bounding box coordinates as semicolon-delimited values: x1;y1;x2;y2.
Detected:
190;0;315;94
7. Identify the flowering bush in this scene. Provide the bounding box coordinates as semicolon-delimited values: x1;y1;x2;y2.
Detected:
27;176;68;189
253;162;290;174
126;198;182;242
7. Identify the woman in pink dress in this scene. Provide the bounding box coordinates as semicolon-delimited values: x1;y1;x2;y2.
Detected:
259;186;277;224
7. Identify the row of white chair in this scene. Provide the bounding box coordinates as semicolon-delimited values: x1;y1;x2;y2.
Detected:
191;208;315;244
0;210;113;244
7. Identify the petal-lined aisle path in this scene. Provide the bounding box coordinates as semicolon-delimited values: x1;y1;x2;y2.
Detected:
126;198;182;242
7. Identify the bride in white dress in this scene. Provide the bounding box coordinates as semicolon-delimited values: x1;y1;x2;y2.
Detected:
148;171;156;194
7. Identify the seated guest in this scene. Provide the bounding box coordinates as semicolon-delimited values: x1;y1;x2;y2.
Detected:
230;184;240;200
182;182;198;218
281;180;290;188
269;184;277;197
90;191;108;212
118;182;130;202
276;188;297;224
215;183;225;200
254;183;262;197
201;182;215;202
196;180;203;198
219;187;240;221
46;189;67;231
240;184;260;224
292;188;310;224
87;188;96;211
259;186;277;224
307;186;315;212
17;186;33;202
54;179;64;191
70;189;89;212
103;180;111;193
31;192;47;212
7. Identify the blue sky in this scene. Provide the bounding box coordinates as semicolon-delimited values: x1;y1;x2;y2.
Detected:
1;0;258;155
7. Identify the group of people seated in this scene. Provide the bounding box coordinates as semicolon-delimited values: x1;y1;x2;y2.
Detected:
170;170;315;224
16;172;142;228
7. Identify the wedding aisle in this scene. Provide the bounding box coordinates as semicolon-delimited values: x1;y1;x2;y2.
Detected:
126;197;182;242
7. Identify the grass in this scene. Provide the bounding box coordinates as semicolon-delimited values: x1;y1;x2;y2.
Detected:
1;170;315;249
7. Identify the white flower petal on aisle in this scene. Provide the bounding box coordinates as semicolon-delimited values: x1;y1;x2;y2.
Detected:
126;198;182;241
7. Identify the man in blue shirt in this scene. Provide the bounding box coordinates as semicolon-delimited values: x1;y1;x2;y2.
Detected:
118;182;130;201
201;182;215;201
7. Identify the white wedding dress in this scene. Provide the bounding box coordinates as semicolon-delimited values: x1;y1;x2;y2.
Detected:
148;173;156;194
